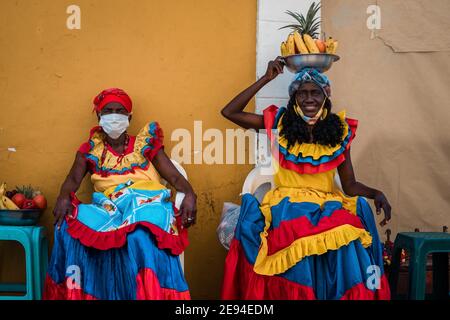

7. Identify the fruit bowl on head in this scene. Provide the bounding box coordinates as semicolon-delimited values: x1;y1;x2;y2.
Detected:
281;53;340;73
0;209;43;226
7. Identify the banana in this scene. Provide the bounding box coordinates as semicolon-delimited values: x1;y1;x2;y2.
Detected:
1;195;19;210
0;182;20;210
286;33;296;55
325;37;338;54
280;41;289;56
331;40;338;54
293;31;309;54
303;34;320;53
325;38;332;53
0;182;5;196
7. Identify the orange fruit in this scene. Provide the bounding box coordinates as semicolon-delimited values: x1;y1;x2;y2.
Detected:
315;39;326;53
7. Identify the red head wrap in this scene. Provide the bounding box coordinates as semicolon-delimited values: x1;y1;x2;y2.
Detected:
93;88;132;113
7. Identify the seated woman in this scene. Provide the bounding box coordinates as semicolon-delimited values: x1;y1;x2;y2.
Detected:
44;88;196;300
220;59;392;300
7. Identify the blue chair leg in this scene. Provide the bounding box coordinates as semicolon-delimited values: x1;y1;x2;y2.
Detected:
0;226;48;300
0;232;34;300
24;235;34;300
32;227;48;300
408;250;427;300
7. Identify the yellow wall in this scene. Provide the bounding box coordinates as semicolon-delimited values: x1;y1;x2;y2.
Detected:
0;0;256;299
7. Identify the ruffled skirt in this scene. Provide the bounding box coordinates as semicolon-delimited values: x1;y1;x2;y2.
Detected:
221;187;390;300
44;180;189;300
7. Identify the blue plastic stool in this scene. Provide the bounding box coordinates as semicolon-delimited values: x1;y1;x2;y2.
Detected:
388;232;450;300
0;226;48;300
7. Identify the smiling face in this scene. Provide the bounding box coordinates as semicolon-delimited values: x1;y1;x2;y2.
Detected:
295;82;326;118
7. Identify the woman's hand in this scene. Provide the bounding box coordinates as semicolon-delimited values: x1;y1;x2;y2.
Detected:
179;192;197;228
53;194;73;230
374;191;392;227
263;57;285;81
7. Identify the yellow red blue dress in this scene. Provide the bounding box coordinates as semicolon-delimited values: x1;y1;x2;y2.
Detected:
221;105;390;300
44;121;190;300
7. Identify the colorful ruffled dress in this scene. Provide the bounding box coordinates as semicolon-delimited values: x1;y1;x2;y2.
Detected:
44;122;190;300
221;106;391;300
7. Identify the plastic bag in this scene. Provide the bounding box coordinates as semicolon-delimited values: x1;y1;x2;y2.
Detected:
216;202;241;250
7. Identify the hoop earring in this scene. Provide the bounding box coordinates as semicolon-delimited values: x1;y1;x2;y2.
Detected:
293;97;302;117
321;107;328;120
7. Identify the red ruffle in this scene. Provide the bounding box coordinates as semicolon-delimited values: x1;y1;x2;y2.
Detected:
263;105;358;174
263;105;279;131
221;239;317;300
44;268;190;300
222;239;390;300
143;132;164;162
340;274;391;300
66;193;188;255
266;209;366;255
44;275;97;300
282;151;346;174
78;125;102;154
136;268;190;300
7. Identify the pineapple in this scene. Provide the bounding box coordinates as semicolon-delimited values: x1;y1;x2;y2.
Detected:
279;2;338;56
280;2;321;38
16;185;36;199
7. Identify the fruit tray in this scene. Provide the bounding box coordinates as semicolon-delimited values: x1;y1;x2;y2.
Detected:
281;53;340;73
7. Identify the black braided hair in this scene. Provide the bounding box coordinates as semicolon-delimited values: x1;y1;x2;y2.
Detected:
280;95;345;150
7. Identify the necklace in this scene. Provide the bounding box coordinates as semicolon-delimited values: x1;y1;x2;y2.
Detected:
99;133;130;175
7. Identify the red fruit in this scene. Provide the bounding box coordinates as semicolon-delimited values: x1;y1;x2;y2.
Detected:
33;194;47;209
22;199;36;209
12;193;26;208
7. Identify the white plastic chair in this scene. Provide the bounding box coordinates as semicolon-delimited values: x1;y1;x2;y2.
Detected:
160;159;186;272
334;173;344;192
241;166;275;203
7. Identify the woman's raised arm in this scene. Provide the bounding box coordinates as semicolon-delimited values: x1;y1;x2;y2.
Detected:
221;57;285;130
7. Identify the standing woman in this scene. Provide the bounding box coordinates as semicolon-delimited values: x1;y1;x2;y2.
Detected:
44;88;197;300
220;59;391;300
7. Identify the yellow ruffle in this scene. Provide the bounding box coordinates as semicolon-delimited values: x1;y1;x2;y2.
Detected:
88;121;159;172
253;224;373;276
277;110;349;160
91;168;161;193
133;122;161;158
261;186;358;215
104;180;168;198
252;186;368;276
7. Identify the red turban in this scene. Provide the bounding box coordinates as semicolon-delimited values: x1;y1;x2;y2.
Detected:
93;88;133;113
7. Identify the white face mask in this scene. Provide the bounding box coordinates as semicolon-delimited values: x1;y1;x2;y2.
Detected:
99;113;130;139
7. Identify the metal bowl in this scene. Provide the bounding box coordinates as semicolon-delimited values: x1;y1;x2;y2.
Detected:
0;209;42;226
281;53;340;73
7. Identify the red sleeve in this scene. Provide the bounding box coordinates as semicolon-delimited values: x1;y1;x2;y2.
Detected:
78;142;91;154
262;105;280;142
77;125;102;154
